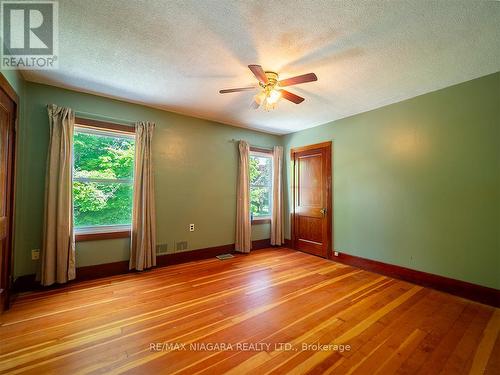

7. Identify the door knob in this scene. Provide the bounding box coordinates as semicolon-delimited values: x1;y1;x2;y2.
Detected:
320;208;327;215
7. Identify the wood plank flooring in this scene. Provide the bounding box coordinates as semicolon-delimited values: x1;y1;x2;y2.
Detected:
0;248;498;374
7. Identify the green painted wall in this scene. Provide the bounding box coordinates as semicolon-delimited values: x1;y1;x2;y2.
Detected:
15;82;280;276
283;72;500;289
5;69;499;289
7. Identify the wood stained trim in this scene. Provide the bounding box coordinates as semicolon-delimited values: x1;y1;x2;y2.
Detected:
75;230;130;242
251;238;272;249
252;217;271;225
250;146;273;226
334;251;500;307
13;244;500;307
289;141;332;157
0;72;19;312
73;117;134;243
249;146;272;154
75;117;135;133
13;239;273;292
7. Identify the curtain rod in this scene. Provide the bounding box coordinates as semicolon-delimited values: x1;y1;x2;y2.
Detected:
74;110;136;126
229;138;273;151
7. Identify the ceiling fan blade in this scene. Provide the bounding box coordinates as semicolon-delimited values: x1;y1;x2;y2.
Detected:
279;73;317;87
248;65;269;84
219;87;256;94
280;90;305;104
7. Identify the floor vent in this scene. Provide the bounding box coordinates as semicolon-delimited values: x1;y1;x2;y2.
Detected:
216;254;234;260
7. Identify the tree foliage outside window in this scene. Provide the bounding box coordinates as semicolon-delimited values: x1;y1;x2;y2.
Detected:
249;153;272;218
73;127;135;229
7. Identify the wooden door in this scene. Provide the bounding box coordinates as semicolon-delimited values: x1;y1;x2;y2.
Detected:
291;142;332;258
0;76;17;312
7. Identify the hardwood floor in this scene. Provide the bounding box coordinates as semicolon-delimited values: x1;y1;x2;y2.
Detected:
0;248;498;374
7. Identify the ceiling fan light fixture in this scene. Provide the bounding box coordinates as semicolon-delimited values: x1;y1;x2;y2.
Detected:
254;87;281;110
267;89;281;105
220;64;316;110
260;89;281;111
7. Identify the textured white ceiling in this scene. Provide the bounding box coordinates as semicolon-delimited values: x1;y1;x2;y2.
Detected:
22;0;500;134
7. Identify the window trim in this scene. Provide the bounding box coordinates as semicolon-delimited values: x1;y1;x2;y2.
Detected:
73;118;135;241
249;147;273;225
250;146;272;155
75;230;131;242
75;117;135;134
252;217;271;225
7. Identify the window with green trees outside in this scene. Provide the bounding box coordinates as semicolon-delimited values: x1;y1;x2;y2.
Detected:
249;152;273;219
73;126;135;233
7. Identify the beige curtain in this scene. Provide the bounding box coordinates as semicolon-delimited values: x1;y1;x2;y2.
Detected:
41;104;76;286
130;121;156;271
235;140;251;253
271;146;284;245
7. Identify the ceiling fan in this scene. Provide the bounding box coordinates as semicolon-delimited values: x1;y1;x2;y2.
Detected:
219;65;318;111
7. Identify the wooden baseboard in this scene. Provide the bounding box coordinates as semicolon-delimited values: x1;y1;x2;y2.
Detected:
11;275;38;293
0;288;7;313
13;239;273;292
334;251;500;307
156;243;235;267
252;238;272;250
283;239;499;307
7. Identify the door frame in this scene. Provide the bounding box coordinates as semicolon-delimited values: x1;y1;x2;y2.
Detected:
290;141;333;259
0;72;19;312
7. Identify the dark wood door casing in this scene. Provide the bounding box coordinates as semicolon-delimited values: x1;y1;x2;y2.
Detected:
0;73;18;312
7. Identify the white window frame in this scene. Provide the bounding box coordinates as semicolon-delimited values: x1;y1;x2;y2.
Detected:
73;125;135;235
249;150;273;221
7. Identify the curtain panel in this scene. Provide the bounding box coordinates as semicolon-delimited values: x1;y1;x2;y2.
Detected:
41;104;76;286
271;145;284;245
235;140;251;253
130;121;157;271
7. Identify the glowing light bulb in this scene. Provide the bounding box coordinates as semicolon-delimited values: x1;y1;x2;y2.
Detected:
267;90;281;105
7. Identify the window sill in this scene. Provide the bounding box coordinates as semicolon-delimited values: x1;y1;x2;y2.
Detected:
75;230;130;242
251;217;271;225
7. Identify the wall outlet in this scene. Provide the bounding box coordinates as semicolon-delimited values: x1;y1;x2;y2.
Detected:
31;249;40;260
333;251;339;257
189;224;195;232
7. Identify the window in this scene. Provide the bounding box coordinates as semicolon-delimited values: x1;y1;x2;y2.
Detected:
249;150;273;222
73;122;135;238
